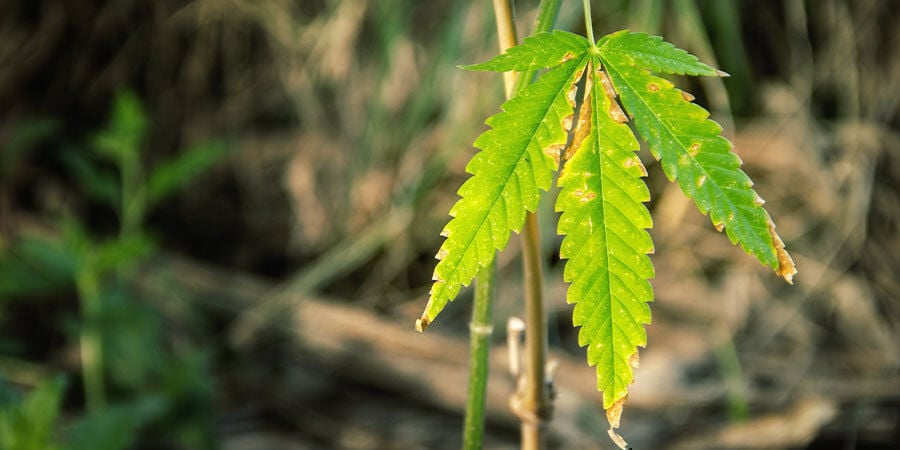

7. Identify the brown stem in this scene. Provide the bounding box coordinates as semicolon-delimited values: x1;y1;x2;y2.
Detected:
520;212;550;449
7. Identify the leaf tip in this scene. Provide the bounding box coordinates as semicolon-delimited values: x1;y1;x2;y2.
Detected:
415;314;431;332
605;396;629;449
767;218;797;284
716;69;731;77
458;63;487;72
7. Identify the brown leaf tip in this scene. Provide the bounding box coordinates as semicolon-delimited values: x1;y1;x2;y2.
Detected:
415;315;430;332
605;396;629;449
767;217;797;284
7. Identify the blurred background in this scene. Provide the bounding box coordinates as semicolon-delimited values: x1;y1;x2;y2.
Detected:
1;0;898;448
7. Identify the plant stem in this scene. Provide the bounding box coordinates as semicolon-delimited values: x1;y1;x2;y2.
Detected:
520;212;549;450
532;0;562;34
462;3;519;448
463;263;496;450
512;0;563;95
495;1;562;448
583;0;596;47
492;0;520;97
119;151;143;242
76;266;105;411
467;2;562;448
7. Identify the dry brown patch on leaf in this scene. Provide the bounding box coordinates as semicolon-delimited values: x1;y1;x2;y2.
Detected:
564;92;593;161
545;143;565;167
598;68;627;124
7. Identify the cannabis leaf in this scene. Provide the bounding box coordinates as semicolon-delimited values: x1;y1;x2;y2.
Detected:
598;30;791;275
556;59;654;410
417;53;591;330
419;28;796;441
461;30;590;72
596;30;724;76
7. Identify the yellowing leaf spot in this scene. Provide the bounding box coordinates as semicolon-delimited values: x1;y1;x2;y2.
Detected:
647;82;660;92
623;155;648;176
573;189;597;203
629;351;640;369
696;174;707;187
689;142;701;157
754;193;766;206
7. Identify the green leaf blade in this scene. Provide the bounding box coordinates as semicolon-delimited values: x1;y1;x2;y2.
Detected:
421;55;589;328
556;61;654;409
146;140;229;207
598;30;723;77
462;31;590;72
601;55;782;270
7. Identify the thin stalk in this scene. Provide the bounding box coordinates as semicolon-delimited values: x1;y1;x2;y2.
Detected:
512;0;563;95
119;151;144;241
463;263;496;450
520;212;549;450
582;0;596;47
76;267;105;411
492;0;519;97
465;2;562;448
522;0;563;445
491;1;562;449
462;3;519;448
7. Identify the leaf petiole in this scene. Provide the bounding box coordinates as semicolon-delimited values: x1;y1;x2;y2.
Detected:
583;0;596;49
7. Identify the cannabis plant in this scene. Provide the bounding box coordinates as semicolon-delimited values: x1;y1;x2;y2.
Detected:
417;1;795;448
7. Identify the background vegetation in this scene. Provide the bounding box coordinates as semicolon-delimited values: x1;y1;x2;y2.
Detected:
1;0;898;448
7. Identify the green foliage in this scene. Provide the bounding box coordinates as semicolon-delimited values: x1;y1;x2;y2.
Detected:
556;59;654;408
64;397;166;450
145;140;228;207
461;30;589;72
0;91;225;449
0;377;66;450
92;91;147;165
419;53;590;326
0;238;75;299
421;29;795;420
600;53;776;268
596;30;722;76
